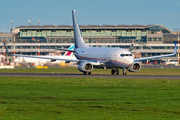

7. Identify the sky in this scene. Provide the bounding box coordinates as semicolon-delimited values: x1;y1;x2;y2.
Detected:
0;0;180;33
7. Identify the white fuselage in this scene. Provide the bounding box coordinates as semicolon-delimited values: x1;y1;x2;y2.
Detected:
75;47;134;68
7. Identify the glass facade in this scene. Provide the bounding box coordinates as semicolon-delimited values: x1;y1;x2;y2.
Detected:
149;26;171;34
20;29;133;37
19;29;150;44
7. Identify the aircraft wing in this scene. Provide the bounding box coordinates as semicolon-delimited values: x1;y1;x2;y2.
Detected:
134;42;177;62
13;54;79;62
3;42;79;62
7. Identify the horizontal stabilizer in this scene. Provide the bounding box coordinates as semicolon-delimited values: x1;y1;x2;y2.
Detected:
45;47;75;52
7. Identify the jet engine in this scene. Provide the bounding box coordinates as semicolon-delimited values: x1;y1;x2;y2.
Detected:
78;61;93;72
127;62;141;72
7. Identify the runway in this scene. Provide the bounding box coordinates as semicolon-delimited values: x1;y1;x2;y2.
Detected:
0;73;180;80
142;65;180;69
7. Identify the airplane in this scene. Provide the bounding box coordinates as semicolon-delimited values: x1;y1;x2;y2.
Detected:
14;45;77;67
4;10;177;75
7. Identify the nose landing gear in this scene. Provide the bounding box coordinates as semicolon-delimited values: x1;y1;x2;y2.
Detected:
122;68;127;75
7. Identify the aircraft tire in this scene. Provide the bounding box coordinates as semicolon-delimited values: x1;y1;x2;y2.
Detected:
116;69;119;75
122;70;127;75
111;69;115;75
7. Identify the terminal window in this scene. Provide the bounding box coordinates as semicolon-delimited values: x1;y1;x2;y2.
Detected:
158;37;162;41
148;37;152;41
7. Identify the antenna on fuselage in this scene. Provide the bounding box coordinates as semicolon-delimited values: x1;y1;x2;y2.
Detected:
72;10;89;48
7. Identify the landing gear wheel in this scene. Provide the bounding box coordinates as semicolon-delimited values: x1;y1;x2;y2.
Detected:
88;72;91;75
83;72;87;75
111;69;115;75
116;69;119;75
111;68;119;75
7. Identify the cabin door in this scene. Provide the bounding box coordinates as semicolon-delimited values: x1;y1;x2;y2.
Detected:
111;51;118;61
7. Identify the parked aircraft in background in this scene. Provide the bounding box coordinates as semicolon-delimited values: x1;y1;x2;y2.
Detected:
14;45;77;67
163;58;179;66
4;10;177;75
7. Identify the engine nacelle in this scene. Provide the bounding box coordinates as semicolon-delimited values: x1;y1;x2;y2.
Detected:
127;62;141;72
78;62;93;72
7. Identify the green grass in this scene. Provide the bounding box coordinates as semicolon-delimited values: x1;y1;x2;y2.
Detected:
0;67;180;75
0;77;180;119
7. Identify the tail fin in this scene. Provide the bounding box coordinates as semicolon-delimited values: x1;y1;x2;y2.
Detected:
63;45;75;56
72;10;89;48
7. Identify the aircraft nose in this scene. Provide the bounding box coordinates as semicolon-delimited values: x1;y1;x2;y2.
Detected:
126;57;134;65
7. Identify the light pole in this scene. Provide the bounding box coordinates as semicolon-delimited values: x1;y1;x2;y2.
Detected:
28;19;31;25
10;20;13;29
3;24;5;33
178;32;179;63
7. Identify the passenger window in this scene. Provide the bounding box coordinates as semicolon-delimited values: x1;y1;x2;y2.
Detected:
121;54;132;57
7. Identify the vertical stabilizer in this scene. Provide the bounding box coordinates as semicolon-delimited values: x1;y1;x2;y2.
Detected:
72;10;89;48
64;45;75;56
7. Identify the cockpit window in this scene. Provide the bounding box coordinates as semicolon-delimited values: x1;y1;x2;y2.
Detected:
121;54;132;57
121;54;124;57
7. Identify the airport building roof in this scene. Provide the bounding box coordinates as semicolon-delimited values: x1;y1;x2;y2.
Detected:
15;24;172;35
16;25;151;29
15;24;170;31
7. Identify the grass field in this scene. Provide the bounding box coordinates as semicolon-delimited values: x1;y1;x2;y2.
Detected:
0;77;180;119
0;67;180;75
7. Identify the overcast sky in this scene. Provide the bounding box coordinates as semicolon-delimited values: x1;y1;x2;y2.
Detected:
0;0;180;32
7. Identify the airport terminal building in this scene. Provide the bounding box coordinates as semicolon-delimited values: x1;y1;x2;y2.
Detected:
0;24;179;63
13;24;173;44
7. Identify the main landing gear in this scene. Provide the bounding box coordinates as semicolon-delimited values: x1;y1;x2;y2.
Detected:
111;68;119;75
83;72;91;75
111;68;127;75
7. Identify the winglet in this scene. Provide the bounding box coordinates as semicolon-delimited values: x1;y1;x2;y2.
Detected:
3;41;12;55
174;41;177;54
72;10;89;48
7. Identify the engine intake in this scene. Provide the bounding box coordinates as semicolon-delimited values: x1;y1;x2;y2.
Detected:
127;62;141;72
78;62;93;72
